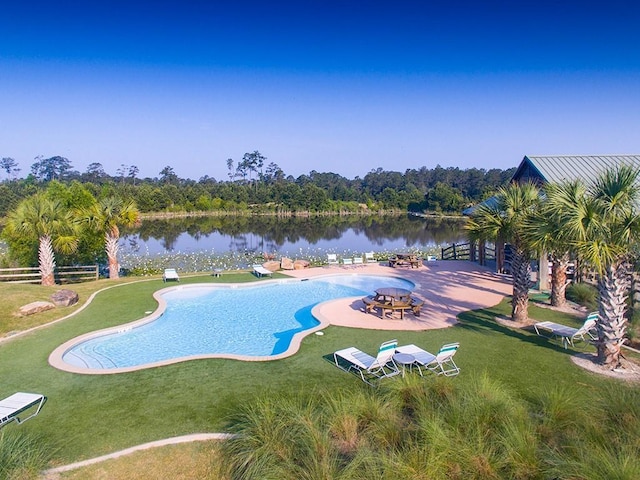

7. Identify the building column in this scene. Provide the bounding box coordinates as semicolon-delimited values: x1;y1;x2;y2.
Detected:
539;253;550;291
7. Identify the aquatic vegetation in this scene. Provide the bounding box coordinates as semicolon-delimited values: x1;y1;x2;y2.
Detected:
118;246;441;276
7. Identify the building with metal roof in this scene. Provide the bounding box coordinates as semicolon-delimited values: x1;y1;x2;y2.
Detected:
512;155;640;186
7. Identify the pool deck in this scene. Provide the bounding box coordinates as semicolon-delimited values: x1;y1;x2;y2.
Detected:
284;260;512;331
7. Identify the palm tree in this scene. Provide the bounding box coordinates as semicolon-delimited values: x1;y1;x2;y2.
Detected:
77;197;140;279
561;166;640;368
4;194;78;286
466;182;540;323
524;181;587;308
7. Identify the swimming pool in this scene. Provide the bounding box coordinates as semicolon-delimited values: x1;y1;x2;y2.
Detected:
54;274;414;373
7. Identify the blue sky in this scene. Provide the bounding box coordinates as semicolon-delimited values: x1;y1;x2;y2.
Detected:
1;1;639;181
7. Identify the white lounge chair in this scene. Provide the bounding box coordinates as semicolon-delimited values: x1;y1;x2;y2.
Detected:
327;254;339;266
394;344;437;376
163;268;180;282
334;339;400;385
252;264;273;278
534;312;598;349
0;392;47;429
342;258;353;267
426;343;461;376
353;256;364;266
364;252;377;263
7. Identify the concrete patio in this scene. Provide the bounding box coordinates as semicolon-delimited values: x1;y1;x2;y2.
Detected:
283;259;513;331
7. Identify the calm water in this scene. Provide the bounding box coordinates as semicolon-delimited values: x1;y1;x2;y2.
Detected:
120;214;467;257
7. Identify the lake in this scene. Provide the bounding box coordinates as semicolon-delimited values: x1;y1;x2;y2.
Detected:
120;214;468;258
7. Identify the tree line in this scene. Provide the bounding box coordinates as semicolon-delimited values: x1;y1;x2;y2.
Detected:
0;153;515;217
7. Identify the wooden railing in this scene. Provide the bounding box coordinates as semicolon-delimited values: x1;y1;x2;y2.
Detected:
0;265;99;284
441;242;495;264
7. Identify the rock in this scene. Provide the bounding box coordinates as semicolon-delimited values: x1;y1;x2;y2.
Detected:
19;301;55;316
50;289;79;307
263;261;280;272
294;260;310;270
280;257;295;270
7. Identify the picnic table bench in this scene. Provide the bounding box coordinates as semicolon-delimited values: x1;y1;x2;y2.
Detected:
362;295;424;319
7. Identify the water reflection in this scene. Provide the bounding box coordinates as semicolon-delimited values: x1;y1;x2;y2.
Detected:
120;214;467;256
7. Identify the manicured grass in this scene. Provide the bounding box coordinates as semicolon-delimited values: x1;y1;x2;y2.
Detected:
0;272;634;471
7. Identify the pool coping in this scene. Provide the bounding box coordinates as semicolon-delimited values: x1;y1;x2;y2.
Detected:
48;271;414;374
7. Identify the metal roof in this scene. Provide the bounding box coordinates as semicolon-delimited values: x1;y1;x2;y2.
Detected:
513;155;640;185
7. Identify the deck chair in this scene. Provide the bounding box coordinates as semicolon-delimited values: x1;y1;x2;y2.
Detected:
534;312;598;349
395;344;436;376
327;253;339;266
0;392;47;429
364;251;377;263
353;256;364;266
342;257;353;267
252;264;273;278
334;339;400;385
425;343;460;376
163;268;180;282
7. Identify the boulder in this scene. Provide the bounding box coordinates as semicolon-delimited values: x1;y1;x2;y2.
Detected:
50;289;79;307
293;260;310;270
19;301;55;316
280;257;295;270
263;261;280;272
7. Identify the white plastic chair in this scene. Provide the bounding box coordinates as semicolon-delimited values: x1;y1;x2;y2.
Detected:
333;340;400;385
0;393;47;429
534;312;598;349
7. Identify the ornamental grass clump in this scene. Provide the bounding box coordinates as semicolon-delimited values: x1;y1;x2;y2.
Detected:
0;431;53;479
219;375;640;480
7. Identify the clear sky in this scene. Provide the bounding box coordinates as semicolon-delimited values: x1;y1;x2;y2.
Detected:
1;0;639;181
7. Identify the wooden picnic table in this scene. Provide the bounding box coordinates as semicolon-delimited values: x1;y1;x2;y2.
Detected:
361;287;423;319
388;253;422;268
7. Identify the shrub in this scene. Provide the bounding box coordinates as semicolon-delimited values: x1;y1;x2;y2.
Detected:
566;282;597;310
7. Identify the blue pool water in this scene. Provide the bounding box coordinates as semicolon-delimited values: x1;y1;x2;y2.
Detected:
62;275;414;370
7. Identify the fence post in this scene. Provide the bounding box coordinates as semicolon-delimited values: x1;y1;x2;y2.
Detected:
452;243;457;260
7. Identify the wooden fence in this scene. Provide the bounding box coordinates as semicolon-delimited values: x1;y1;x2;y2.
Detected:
441;242;496;265
0;265;99;284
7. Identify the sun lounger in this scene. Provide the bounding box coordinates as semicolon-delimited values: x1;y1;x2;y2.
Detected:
0;392;47;429
534;312;598;349
342;258;353;267
162;268;180;282
364;252;377;263
252;264;273;278
327;254;339;266
394;344;436;376
353;256;364;266
427;343;460;376
333;340;400;385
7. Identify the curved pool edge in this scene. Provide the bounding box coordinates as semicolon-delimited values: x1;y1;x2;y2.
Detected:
48;276;378;375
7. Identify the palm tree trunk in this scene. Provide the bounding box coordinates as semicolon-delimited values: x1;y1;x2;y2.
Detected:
596;262;631;368
511;250;531;323
105;233;120;279
550;254;569;308
39;234;56;286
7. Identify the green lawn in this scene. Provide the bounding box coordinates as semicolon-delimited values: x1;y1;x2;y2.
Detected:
0;272;630;467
